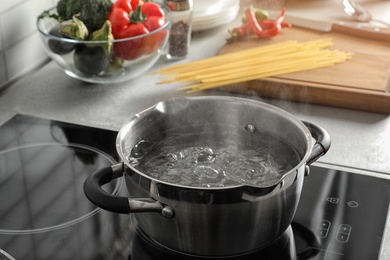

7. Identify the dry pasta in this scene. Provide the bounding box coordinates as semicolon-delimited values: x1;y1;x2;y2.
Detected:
154;39;353;93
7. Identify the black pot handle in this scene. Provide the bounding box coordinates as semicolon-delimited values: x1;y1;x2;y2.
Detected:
303;121;331;165
83;163;174;218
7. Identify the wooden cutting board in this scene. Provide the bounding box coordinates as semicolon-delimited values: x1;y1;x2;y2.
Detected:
218;26;390;114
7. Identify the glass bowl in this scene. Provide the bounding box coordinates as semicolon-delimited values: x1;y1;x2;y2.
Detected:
37;3;171;84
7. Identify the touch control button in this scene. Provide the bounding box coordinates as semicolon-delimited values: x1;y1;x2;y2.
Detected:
321;220;331;229
347;201;359;208
336;224;352;243
326;197;339;204
339;224;351;233
317;220;331;238
336;233;349;242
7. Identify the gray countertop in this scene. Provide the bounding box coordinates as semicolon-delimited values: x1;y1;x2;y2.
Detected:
1;29;390;174
1;13;390;259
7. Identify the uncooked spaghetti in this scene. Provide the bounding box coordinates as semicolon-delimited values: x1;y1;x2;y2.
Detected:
155;39;353;93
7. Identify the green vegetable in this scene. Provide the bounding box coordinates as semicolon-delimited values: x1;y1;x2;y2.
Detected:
86;20;114;58
61;15;89;40
73;21;122;75
88;20;124;72
56;0;112;32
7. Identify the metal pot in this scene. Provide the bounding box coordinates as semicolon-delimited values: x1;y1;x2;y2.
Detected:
84;96;330;257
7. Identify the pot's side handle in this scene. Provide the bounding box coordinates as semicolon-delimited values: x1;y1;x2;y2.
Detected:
302;121;331;165
84;164;130;214
83;163;174;218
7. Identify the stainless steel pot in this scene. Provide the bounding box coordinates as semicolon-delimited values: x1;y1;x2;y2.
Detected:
84;96;330;257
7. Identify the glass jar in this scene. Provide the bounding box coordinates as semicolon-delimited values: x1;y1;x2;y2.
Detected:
164;0;193;60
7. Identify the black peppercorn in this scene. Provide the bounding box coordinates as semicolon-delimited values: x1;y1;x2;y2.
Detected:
164;0;193;60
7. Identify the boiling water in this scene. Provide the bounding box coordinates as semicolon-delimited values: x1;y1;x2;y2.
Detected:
127;126;301;187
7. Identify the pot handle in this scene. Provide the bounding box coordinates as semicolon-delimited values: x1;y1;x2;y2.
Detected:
303;121;331;165
83;163;174;218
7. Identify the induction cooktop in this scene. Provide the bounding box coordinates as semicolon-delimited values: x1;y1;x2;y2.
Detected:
0;115;388;260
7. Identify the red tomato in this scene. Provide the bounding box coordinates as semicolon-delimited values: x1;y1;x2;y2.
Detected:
144;15;165;32
112;0;144;12
112;0;132;13
109;0;166;60
108;7;130;38
141;2;165;18
113;23;149;60
143;16;167;54
130;0;143;10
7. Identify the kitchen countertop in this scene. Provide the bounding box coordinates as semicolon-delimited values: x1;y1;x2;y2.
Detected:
1;28;389;174
1;0;389;174
0;2;390;258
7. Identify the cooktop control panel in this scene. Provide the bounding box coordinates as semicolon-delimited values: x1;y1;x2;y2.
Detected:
294;166;390;260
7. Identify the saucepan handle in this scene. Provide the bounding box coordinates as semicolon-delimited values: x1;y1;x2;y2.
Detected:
83;163;174;218
302;121;331;165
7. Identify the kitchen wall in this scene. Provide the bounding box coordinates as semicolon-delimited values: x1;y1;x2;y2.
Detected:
0;0;57;89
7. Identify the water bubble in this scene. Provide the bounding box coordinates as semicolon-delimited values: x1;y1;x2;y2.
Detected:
196;147;216;163
245;124;256;133
193;165;220;179
166;152;178;162
130;140;155;158
129;128;301;187
179;147;201;159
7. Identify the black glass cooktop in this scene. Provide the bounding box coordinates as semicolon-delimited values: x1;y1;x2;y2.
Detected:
0;115;389;260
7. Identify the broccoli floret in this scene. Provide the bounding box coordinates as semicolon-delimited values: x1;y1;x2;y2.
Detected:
57;0;112;32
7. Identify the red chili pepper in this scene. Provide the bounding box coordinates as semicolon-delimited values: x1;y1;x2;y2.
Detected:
108;0;166;60
246;7;288;38
281;21;292;28
259;20;291;30
228;23;251;41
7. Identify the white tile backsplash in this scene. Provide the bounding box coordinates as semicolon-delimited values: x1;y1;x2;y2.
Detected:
0;22;3;51
0;53;7;85
5;33;48;82
1;0;54;49
0;0;26;13
0;0;56;89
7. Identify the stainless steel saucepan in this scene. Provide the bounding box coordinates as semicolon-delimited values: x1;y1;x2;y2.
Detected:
84;96;330;257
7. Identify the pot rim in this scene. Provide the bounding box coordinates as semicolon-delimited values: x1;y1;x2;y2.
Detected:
116;96;314;190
